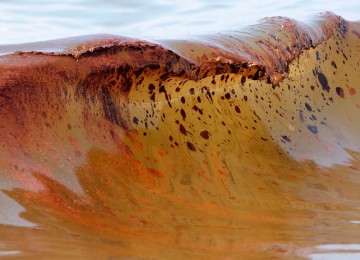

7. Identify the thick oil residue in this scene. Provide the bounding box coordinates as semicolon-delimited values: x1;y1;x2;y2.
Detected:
0;12;359;259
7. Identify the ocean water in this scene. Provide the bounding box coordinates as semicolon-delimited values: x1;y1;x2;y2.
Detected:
0;2;360;260
0;0;359;44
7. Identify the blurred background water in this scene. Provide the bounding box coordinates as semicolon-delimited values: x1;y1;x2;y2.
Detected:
0;0;359;44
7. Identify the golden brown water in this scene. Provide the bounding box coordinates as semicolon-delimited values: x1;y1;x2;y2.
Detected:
0;12;360;259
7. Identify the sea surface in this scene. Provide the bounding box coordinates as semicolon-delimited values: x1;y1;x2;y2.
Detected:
0;0;359;44
0;1;360;260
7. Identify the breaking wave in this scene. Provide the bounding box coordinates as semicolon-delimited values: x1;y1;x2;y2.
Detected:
0;12;359;259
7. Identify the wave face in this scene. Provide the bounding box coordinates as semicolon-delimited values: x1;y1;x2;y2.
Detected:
0;12;359;259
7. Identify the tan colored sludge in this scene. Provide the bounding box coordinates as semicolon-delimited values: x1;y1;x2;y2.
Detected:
0;12;359;259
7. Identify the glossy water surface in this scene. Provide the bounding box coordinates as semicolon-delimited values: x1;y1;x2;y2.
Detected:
0;3;359;260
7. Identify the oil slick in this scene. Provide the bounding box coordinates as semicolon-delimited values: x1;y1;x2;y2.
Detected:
0;12;359;259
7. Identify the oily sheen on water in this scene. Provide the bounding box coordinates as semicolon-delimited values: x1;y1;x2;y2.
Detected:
0;12;359;259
